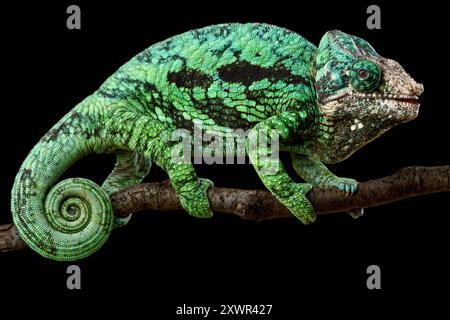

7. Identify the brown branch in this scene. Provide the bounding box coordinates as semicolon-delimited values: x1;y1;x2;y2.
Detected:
1;166;449;253
0;224;27;253
111;165;450;220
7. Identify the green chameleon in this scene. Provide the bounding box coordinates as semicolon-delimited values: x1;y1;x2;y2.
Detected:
11;23;423;261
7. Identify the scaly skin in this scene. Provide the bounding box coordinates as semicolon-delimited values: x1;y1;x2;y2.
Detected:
11;23;424;260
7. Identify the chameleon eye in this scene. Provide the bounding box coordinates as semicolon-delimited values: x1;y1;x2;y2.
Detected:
358;69;369;79
350;59;382;92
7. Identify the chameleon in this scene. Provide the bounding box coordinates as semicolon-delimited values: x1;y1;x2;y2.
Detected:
11;23;424;261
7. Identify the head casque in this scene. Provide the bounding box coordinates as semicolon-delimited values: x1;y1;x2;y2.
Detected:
311;30;424;163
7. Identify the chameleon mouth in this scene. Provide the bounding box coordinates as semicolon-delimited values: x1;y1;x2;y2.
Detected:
364;93;420;106
389;95;420;105
322;92;420;106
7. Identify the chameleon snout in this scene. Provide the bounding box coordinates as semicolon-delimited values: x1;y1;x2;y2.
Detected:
413;81;424;97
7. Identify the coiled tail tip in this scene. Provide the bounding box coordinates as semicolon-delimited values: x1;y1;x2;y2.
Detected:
12;177;114;261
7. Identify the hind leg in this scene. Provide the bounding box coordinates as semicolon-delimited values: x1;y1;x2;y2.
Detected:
106;111;213;218
102;152;152;227
148;141;213;218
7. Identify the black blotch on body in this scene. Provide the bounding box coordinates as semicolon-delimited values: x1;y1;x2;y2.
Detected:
143;82;157;92
217;60;307;87
167;68;213;89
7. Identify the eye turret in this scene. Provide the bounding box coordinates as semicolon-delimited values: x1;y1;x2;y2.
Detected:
350;59;382;92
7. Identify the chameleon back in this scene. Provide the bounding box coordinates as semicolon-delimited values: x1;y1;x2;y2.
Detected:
97;23;318;132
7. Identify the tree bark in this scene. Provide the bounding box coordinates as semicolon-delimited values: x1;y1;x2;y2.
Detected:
1;166;449;253
0;224;27;253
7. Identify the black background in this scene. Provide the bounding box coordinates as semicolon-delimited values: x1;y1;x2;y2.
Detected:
0;0;448;317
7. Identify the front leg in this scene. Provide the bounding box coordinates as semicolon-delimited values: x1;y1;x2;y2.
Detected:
291;153;357;193
291;153;363;218
247;113;315;224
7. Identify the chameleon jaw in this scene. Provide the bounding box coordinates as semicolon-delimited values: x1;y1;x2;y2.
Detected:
317;89;421;126
349;92;421;119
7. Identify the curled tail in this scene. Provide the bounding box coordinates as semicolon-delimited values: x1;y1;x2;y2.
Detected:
11;101;114;261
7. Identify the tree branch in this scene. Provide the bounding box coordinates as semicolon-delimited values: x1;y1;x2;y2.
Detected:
1;166;449;253
0;223;27;253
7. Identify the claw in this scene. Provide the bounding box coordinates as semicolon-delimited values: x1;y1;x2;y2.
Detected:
345;184;351;193
327;177;358;196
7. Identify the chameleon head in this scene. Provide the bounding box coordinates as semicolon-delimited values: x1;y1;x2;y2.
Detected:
315;30;423;122
312;30;424;162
